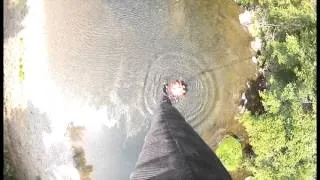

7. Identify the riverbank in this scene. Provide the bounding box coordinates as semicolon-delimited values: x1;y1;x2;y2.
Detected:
196;3;264;179
226;0;317;179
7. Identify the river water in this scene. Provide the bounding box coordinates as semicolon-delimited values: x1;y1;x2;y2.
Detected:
5;0;256;179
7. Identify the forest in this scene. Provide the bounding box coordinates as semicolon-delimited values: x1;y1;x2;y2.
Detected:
237;0;316;179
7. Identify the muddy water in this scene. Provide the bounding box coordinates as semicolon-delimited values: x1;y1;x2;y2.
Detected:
42;0;255;179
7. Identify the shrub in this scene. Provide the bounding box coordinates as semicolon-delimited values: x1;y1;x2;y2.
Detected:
215;136;243;171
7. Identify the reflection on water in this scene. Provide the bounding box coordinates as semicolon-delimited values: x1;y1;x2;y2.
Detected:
43;0;255;179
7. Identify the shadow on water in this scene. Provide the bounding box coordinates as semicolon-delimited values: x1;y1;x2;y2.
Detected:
3;0;29;41
84;118;147;179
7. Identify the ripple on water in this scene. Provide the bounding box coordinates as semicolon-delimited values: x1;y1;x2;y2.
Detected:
143;52;218;128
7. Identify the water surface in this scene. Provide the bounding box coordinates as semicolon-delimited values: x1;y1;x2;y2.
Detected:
41;0;256;179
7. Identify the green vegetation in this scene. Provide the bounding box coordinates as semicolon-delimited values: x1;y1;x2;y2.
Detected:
235;0;316;179
19;61;24;81
216;136;243;171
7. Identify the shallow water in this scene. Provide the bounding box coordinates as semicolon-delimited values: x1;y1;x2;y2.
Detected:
5;0;256;179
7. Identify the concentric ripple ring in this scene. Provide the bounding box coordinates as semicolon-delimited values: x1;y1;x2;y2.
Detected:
143;52;218;128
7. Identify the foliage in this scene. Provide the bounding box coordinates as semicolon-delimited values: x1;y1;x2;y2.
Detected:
215;136;243;171
72;146;93;180
3;146;18;180
236;0;316;179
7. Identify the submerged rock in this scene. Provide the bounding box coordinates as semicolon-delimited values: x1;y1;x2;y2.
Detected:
251;56;258;64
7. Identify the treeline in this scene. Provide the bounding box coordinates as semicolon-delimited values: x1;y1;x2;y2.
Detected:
236;0;316;179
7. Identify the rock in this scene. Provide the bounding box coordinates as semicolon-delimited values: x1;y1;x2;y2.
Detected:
251;56;258;64
246;81;251;89
241;92;247;100
239;105;246;114
239;10;252;26
247;24;258;37
251;38;262;52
